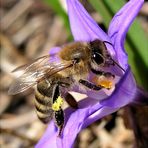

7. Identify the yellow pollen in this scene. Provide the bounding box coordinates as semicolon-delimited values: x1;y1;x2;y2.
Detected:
99;80;113;89
52;96;64;111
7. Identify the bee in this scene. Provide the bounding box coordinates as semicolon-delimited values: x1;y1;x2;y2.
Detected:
8;39;124;136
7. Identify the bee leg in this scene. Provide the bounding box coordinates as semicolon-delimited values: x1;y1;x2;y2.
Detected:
52;84;64;136
65;93;78;109
79;79;103;90
91;68;115;78
54;108;64;137
52;84;60;102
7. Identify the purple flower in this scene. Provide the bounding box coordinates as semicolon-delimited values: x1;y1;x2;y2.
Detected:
36;0;144;147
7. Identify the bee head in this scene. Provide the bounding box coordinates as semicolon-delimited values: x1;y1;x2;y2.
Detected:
91;50;105;65
90;40;106;66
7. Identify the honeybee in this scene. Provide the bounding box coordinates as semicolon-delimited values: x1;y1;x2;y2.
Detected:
8;39;124;136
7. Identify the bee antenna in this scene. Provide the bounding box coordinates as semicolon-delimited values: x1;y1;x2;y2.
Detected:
110;58;126;72
103;41;126;72
103;41;113;46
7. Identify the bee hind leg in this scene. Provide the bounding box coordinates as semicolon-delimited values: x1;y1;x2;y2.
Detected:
54;108;64;137
52;84;65;136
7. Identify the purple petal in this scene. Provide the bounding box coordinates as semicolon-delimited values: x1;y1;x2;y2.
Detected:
100;67;136;108
67;0;110;42
37;0;142;147
108;0;144;69
67;0;116;58
82;106;119;129
49;47;61;55
36;99;119;148
36;67;136;148
36;121;57;148
81;67;137;129
48;47;61;63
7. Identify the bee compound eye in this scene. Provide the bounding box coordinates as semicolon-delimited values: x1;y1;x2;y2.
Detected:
92;53;104;65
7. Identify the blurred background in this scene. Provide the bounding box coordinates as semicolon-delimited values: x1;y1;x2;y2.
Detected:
0;0;148;147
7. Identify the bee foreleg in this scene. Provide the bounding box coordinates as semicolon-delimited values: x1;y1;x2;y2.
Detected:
79;79;103;90
91;68;115;78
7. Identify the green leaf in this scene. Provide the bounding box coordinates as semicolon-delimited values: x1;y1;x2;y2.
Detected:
88;0;111;27
43;0;72;39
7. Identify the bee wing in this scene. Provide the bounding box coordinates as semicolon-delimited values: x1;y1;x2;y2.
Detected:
12;55;50;73
8;55;73;95
8;79;36;95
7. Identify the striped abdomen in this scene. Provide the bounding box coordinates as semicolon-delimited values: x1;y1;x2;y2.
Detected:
34;80;53;124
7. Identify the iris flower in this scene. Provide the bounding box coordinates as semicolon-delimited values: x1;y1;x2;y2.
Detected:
36;0;145;147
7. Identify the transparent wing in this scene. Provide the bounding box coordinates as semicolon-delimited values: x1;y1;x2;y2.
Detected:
12;55;50;73
8;55;73;95
8;79;36;95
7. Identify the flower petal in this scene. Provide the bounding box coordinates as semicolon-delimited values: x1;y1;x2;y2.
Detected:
100;67;136;108
36;1;142;147
36;99;119;148
36;67;136;148
49;47;61;55
108;0;144;69
67;0;110;42
36;121;57;148
82;106;119;129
